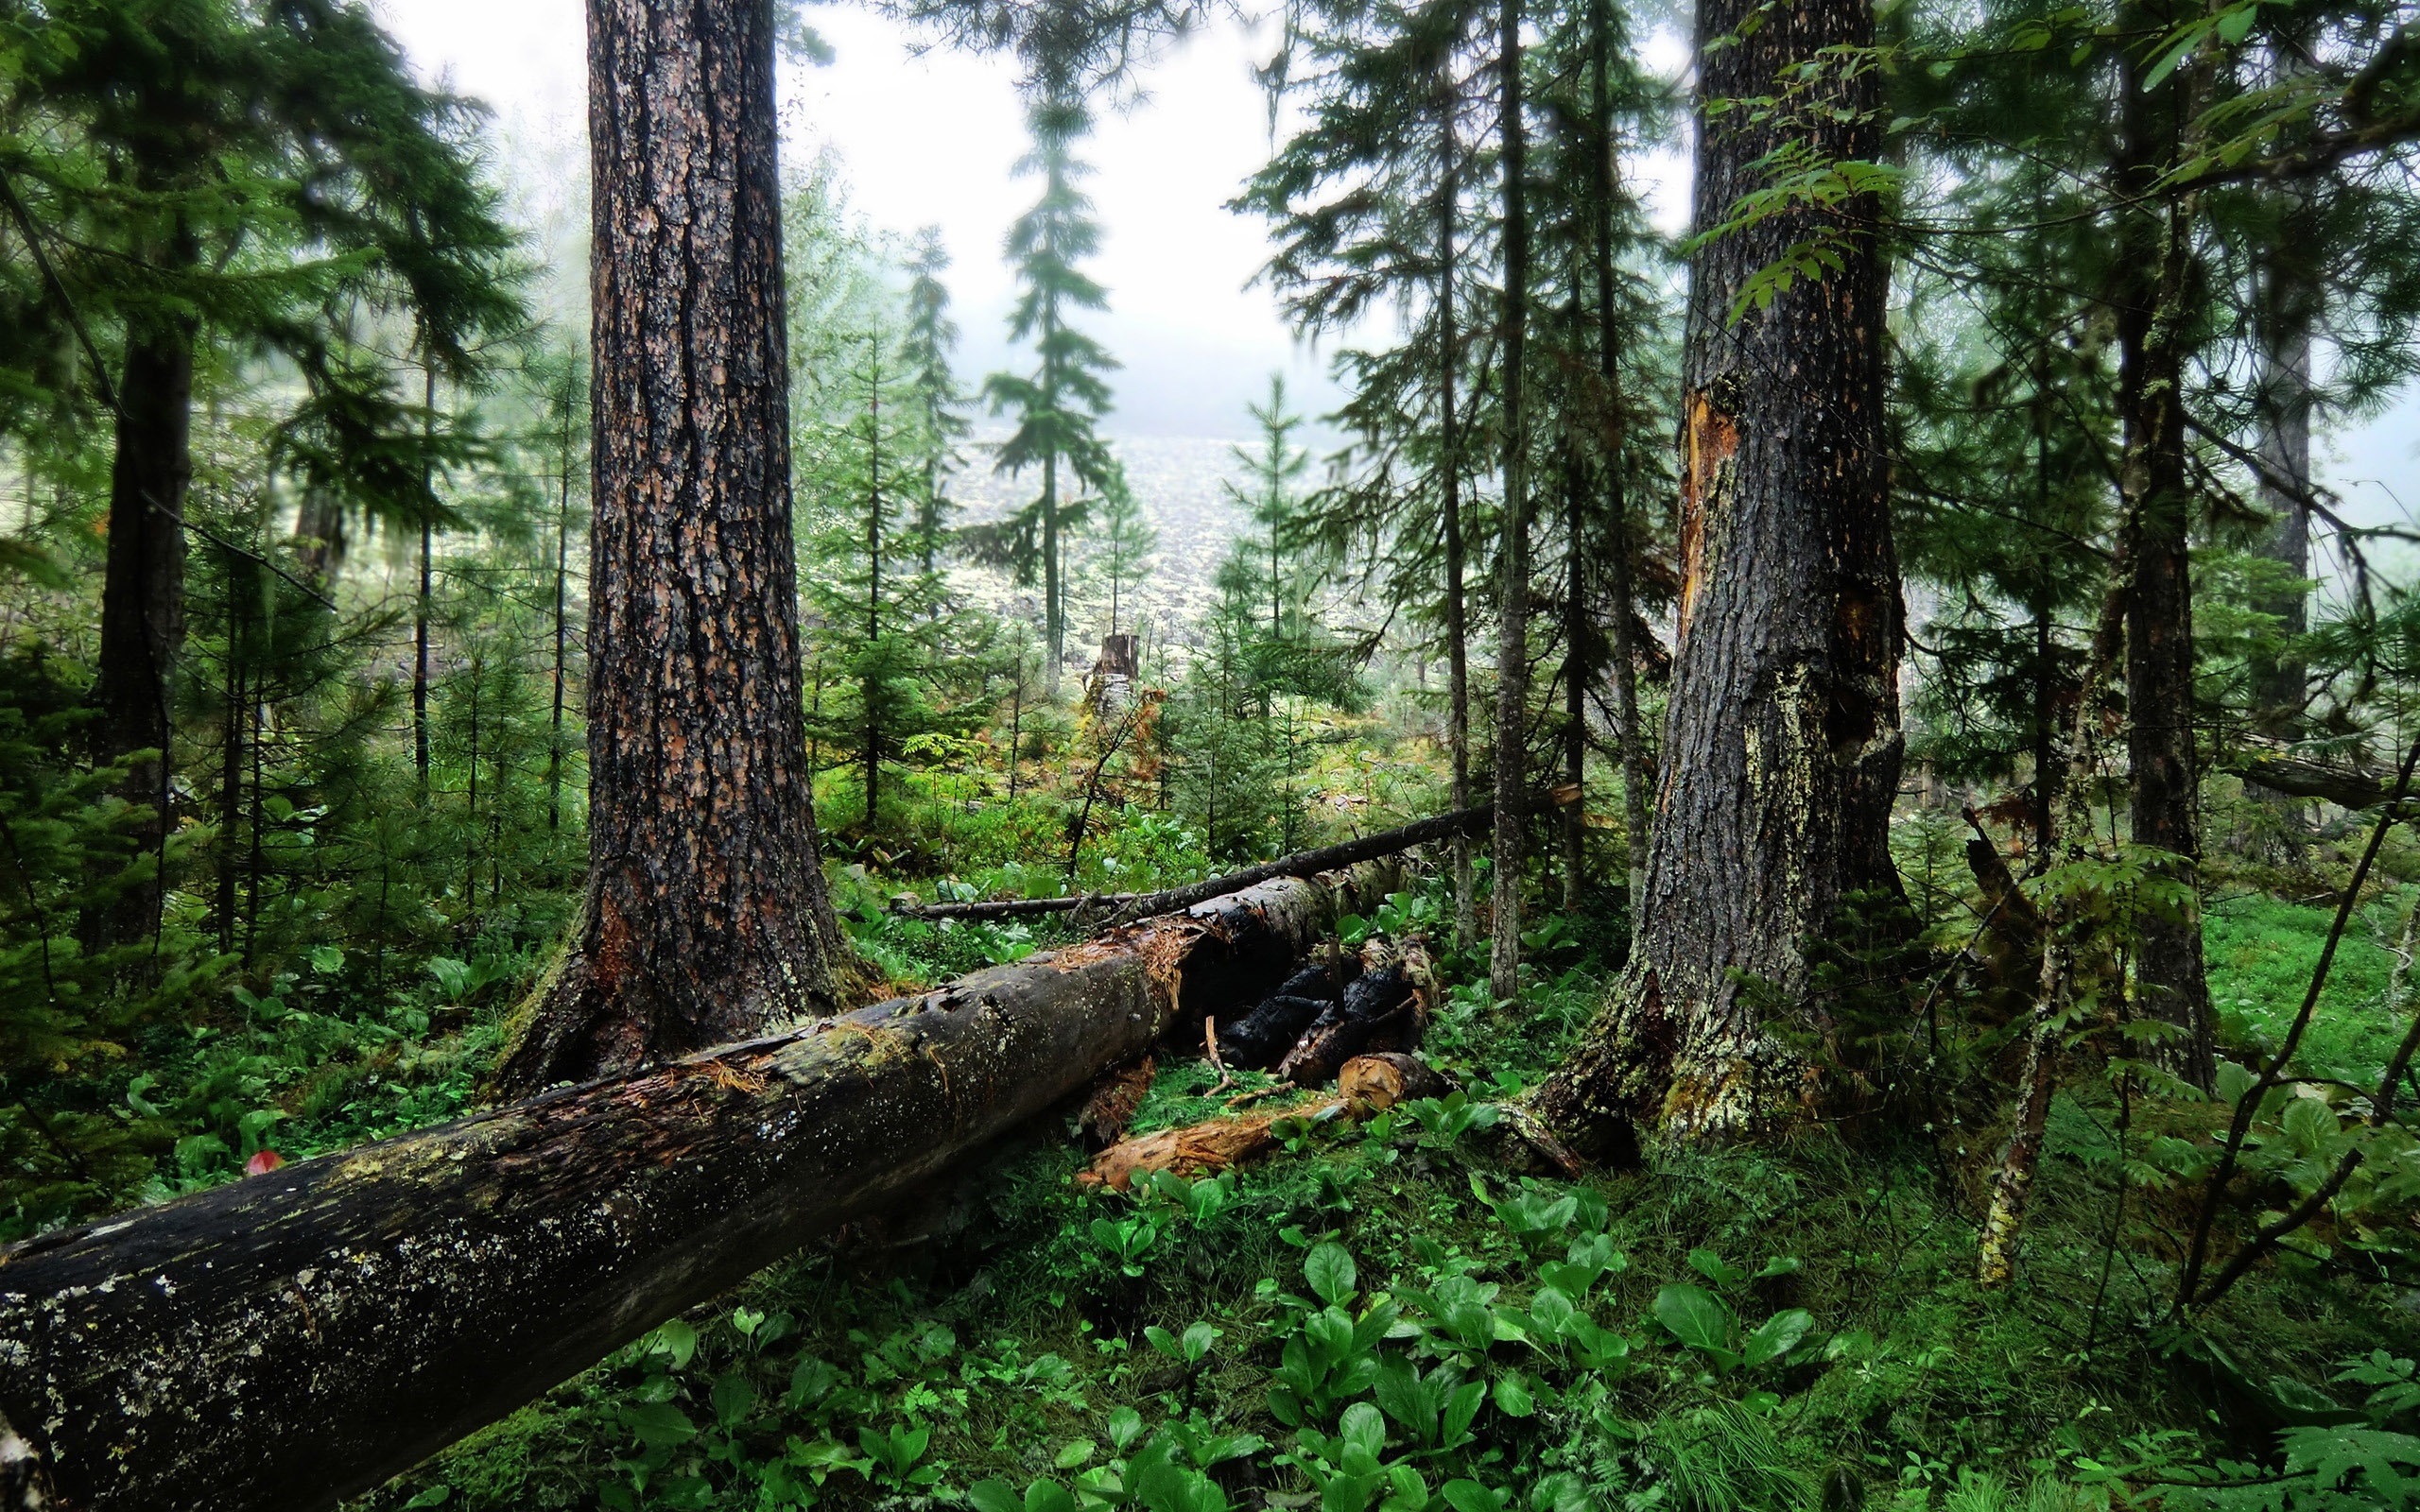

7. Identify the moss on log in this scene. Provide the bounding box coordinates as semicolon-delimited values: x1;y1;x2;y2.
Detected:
0;862;1396;1512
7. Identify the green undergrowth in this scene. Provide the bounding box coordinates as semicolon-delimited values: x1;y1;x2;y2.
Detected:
352;900;2420;1512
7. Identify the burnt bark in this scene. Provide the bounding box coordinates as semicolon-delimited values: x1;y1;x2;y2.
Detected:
1279;958;1422;1085
0;862;1398;1512
1533;0;1900;1152
2117;1;2214;1091
1219;957;1361;1069
496;0;844;1094
86;319;195;958
1488;0;1532;1004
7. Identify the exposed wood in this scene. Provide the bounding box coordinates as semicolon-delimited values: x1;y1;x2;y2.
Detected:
1081;1053;1453;1191
1532;0;1901;1154
1078;1056;1156;1147
0;862;1398;1512
1340;1052;1454;1112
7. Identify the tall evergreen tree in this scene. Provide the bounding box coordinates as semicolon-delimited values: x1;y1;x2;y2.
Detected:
499;0;846;1092
902;226;969;582
979;85;1120;692
4;0;524;957
1538;0;1901;1150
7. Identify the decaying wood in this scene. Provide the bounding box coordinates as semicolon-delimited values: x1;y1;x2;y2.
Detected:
1081;1053;1457;1191
1219;959;1360;1069
1279;943;1431;1086
2219;734;2405;812
1079;1056;1156;1147
1339;1052;1453;1113
0;862;1398;1512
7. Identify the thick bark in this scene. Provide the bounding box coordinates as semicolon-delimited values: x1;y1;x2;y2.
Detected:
0;862;1397;1512
1533;0;1900;1153
2118;6;2214;1091
87;321;195;957
497;0;843;1095
2250;43;2316;739
1218;957;1360;1069
1489;0;1531;1004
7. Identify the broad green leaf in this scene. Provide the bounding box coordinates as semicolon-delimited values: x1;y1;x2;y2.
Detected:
1653;1282;1735;1355
1055;1440;1098;1470
653;1318;699;1370
1491;1372;1535;1418
1744;1309;1815;1368
622;1400;697;1446
710;1371;755;1426
1306;1243;1357;1307
969;1480;1024;1512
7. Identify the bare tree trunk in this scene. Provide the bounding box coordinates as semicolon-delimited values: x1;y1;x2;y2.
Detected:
2249;40;2315;742
1533;0;1900;1153
1590;0;1651;921
1438;88;1478;955
1562;438;1586;919
496;0;845;1095
2118;2;2214;1091
414;359;435;795
1488;0;1531;1005
87;319;194;959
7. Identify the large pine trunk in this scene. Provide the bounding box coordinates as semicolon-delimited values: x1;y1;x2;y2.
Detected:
1533;0;1900;1154
0;862;1399;1512
86;320;195;957
0;861;1403;1509
1487;0;1531;1003
2117;0;2214;1091
497;0;843;1093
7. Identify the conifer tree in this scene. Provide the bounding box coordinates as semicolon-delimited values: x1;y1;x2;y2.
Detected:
4;0;524;956
980;84;1120;691
499;0;847;1091
1082;467;1158;641
902;226;969;581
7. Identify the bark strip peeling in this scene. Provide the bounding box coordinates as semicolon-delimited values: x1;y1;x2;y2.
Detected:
0;862;1397;1512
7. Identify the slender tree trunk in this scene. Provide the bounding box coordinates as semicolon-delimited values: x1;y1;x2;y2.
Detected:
1439;86;1478;955
88;319;195;958
1562;418;1587;919
1488;0;1531;1005
866;339;883;828
2118;2;2214;1091
1590;0;1651;921
216;561;244;955
548;433;572;836
1534;0;1901;1152
496;0;845;1095
2250;209;2313;739
465;659;481;924
414;361;435;796
1044;448;1063;696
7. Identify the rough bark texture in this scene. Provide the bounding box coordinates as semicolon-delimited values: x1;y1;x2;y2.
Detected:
2117;4;2215;1091
497;0;843;1094
1488;0;1531;1004
87;321;194;955
1219;958;1360;1070
0;862;1397;1512
1533;0;1900;1154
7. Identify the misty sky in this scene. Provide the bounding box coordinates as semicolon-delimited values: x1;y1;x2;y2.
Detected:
376;0;2413;514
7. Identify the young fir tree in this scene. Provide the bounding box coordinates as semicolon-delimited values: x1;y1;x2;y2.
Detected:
1222;375;1317;644
1080;464;1158;643
978;84;1120;692
902;226;970;583
1236;0;1490;943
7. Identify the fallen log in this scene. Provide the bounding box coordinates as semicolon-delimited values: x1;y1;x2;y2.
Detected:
2220;735;2401;812
0;860;1400;1512
892;790;1578;926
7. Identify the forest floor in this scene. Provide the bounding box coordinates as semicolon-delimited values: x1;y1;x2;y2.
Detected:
335;864;2420;1512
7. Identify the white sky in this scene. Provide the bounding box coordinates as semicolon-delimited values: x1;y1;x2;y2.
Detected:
375;0;2412;506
